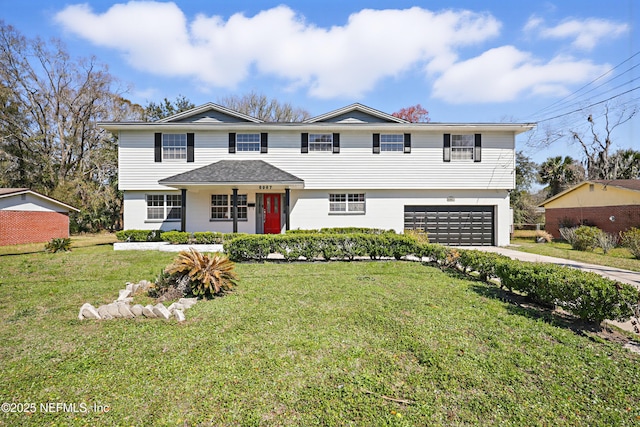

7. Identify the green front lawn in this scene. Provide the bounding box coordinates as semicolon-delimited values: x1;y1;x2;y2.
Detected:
509;238;640;272
0;245;639;426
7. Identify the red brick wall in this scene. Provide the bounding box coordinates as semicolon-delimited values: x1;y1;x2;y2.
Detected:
545;205;640;239
0;210;70;245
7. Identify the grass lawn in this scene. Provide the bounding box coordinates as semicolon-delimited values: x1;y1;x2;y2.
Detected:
509;237;640;272
1;245;640;426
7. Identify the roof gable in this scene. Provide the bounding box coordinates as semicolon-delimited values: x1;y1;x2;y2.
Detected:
0;188;79;212
157;102;263;124
540;180;640;208
304;103;408;124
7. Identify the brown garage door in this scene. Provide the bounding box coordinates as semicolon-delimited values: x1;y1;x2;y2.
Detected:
404;205;494;246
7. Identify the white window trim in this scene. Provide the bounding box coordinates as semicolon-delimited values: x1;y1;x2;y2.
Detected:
236;133;261;152
309;133;333;152
451;134;475;161
145;194;182;222
329;193;366;215
162;133;187;161
380;134;404;152
210;194;249;221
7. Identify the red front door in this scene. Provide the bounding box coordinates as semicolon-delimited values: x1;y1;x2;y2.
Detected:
264;194;281;234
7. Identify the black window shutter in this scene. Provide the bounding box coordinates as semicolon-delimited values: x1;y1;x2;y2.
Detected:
443;134;451;162
228;133;236;154
187;133;194;162
372;133;380;154
404;133;411;154
332;133;340;154
261;133;268;154
474;133;481;162
154;133;162;162
301;133;308;153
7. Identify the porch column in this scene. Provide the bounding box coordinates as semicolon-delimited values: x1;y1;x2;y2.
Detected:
181;189;187;232
285;188;290;231
232;188;238;233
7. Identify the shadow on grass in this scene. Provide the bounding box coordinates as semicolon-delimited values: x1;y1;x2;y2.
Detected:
436;266;625;342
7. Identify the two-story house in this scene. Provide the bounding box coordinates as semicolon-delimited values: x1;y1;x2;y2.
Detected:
100;103;534;246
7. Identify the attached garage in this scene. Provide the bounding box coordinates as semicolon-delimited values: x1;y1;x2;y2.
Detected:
404;205;494;246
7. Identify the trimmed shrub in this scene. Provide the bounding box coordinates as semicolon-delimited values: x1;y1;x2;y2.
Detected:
161;231;191;244
457;250;510;281
193;231;225;244
115;229;163;242
621;227;640;259
224;234;273;262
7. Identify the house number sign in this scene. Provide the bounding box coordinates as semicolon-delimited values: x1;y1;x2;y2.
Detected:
258;185;273;190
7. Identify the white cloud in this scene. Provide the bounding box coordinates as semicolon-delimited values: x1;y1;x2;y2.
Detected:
524;16;629;50
53;2;617;104
54;2;500;98
432;46;609;103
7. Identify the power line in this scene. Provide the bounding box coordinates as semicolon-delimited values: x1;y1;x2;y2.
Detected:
535;85;640;123
528;50;640;119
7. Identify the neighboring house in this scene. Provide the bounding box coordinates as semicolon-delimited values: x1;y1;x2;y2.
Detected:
540;179;640;238
0;188;79;246
100;103;534;246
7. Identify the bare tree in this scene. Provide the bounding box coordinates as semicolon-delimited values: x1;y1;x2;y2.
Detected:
0;21;137;230
217;91;310;122
570;102;637;179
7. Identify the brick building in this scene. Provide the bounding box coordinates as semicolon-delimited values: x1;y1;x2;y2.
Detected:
540;180;640;239
0;188;79;246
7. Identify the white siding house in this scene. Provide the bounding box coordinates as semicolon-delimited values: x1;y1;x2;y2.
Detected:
101;103;534;246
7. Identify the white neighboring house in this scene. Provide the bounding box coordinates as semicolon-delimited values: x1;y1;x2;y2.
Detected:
100;103;534;246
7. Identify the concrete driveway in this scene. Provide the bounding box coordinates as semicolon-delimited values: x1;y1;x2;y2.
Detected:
460;246;640;335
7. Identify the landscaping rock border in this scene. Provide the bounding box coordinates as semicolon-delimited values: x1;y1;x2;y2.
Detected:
78;280;197;322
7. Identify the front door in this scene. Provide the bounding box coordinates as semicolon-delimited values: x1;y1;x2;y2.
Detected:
263;194;281;234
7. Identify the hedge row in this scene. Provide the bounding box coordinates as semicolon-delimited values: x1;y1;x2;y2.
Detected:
223;233;639;324
456;249;639;323
286;227;396;235
115;230;241;244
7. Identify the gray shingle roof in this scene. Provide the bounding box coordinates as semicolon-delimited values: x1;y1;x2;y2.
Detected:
159;160;304;186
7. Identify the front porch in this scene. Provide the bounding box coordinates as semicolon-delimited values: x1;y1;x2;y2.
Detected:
158;160;304;234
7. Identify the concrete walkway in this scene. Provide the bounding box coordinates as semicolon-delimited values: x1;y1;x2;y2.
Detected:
460;246;640;335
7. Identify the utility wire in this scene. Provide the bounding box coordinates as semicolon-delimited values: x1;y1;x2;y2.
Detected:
535;85;640;123
528;50;640;119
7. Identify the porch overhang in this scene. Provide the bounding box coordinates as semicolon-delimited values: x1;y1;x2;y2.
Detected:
158;160;305;189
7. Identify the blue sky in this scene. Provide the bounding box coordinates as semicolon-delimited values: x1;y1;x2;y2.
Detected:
1;0;638;165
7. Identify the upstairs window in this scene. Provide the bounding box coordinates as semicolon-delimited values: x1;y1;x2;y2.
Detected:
162;134;187;160
309;134;333;152
236;133;261;152
146;194;182;221
444;134;481;162
381;134;404;152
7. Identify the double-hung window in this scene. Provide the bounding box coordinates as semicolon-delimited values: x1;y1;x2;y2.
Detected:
162;134;187;160
329;193;365;214
236;133;261;152
309;134;333;152
444;134;481;162
211;194;248;220
381;134;404;152
146;194;182;221
451;135;474;160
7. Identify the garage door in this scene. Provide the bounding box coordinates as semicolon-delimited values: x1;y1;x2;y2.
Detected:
404;205;494;246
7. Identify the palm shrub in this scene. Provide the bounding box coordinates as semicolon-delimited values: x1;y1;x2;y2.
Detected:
164;249;238;299
44;237;72;253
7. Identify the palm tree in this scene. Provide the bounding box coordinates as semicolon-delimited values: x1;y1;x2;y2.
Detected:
539;156;585;198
